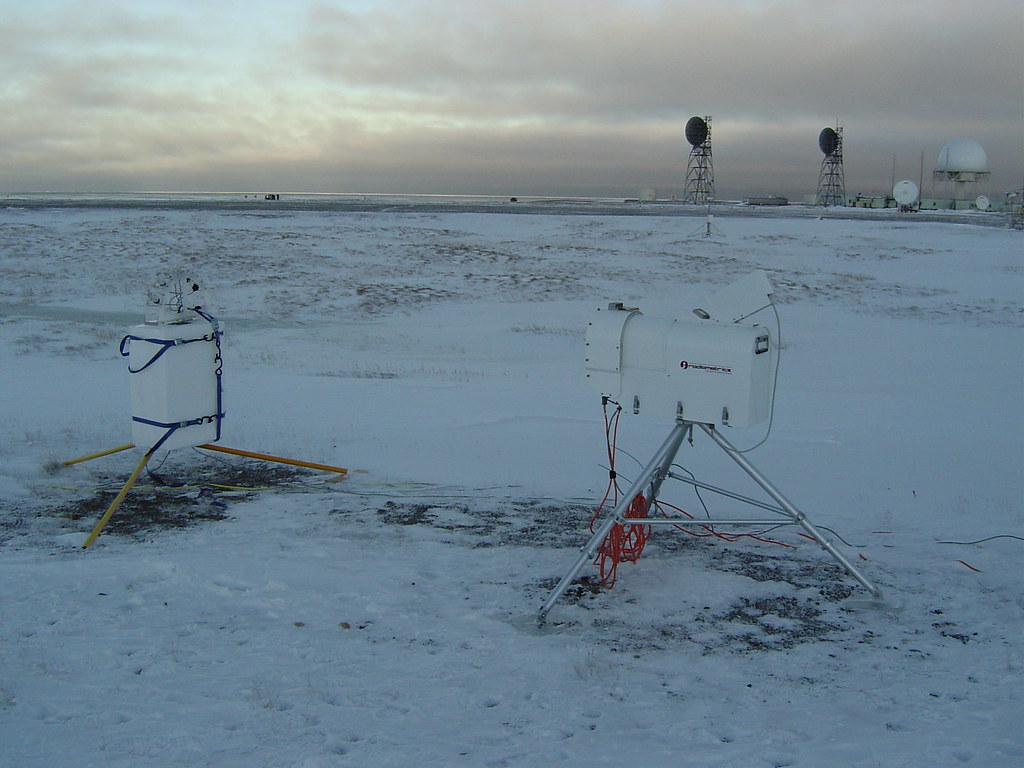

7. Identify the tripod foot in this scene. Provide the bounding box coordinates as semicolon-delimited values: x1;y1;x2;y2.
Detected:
842;594;899;612
505;614;565;634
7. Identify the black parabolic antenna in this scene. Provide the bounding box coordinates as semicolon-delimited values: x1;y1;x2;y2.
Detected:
685;116;709;147
818;127;839;156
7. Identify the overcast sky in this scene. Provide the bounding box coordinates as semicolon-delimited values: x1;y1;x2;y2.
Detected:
2;0;1021;199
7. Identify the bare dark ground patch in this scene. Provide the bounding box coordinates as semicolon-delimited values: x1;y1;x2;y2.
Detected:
362;500;870;653
7;482;878;653
10;459;319;543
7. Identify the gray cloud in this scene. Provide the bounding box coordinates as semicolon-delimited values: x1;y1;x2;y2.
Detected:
295;1;1019;121
2;0;1020;196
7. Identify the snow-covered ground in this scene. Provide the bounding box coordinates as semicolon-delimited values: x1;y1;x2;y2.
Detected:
1;202;1021;767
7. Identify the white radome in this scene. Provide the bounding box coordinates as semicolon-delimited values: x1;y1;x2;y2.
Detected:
936;139;988;173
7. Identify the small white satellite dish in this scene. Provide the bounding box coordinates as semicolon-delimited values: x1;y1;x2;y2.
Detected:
975;195;990;211
892;180;919;206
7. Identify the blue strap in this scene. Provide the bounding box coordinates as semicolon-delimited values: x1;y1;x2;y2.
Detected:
147;425;179;454
133;413;222;452
193;310;225;442
120;332;213;374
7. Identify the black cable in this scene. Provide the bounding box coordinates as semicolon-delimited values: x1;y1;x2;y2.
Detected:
145;451;187;487
936;534;1024;545
615;446;644;471
669;463;711;519
815;525;859;548
666;461;866;547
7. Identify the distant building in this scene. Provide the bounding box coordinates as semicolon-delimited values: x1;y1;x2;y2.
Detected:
744;196;789;206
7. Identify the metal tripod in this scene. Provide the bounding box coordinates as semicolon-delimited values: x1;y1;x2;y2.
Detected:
537;419;882;624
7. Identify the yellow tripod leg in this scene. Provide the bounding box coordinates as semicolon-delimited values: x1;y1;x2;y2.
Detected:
82;449;155;549
62;443;136;466
197;444;347;475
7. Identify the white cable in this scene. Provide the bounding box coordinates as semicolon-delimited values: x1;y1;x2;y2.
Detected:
736;301;782;454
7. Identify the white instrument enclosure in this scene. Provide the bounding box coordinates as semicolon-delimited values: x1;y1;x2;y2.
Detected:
127;320;221;450
585;304;773;427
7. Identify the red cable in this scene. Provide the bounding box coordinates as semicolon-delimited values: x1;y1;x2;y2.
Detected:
592;399;653;587
589;399;793;591
595;493;650;588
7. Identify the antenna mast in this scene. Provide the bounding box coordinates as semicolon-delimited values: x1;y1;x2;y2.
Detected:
684;115;715;204
816;122;846;206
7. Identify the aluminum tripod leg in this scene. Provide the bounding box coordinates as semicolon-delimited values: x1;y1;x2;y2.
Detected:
537;420;691;625
699;423;882;599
